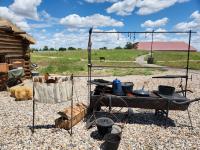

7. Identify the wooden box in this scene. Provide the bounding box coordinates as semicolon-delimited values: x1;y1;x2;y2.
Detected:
10;59;24;68
55;103;87;130
0;63;9;73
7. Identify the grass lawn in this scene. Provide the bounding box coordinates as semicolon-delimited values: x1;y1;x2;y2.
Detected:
152;51;200;70
31;49;151;75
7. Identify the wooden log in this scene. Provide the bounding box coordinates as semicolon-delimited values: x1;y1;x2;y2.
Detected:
0;41;23;46
0;50;23;54
0;45;23;49
0;37;22;43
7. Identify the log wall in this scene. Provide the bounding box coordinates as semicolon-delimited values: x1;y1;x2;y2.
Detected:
0;29;31;79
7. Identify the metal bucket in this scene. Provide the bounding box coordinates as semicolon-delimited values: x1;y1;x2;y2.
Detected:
111;125;122;137
103;133;121;150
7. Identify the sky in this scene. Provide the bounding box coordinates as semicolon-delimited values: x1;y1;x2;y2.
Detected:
0;0;200;50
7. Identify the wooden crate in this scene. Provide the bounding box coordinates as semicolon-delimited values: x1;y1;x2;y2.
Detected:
55;103;87;130
0;63;9;73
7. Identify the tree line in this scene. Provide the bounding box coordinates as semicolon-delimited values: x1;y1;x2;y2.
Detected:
31;42;134;51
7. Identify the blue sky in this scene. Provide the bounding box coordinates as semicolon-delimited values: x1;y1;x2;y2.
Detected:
0;0;200;50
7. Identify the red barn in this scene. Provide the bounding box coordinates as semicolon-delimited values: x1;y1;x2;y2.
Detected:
135;41;197;52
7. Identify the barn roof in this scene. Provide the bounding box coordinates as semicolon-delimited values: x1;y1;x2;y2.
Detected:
137;41;197;52
0;18;36;44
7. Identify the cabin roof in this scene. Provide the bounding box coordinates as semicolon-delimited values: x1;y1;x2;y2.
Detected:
0;18;36;44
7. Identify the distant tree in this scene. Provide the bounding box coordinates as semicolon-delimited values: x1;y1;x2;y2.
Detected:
124;42;133;49
30;48;38;52
49;48;55;51
43;46;48;51
77;48;82;50
59;47;67;51
68;47;76;50
115;46;122;49
99;47;107;50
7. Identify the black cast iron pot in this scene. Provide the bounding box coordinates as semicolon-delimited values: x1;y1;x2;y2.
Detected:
158;85;175;95
96;117;114;136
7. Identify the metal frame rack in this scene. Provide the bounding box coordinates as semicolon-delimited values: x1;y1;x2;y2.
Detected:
87;28;196;107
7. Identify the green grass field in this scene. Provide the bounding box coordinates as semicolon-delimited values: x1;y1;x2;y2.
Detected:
31;50;150;75
31;50;200;76
152;51;200;70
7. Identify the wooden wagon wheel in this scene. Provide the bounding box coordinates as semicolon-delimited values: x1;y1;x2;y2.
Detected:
92;95;129;126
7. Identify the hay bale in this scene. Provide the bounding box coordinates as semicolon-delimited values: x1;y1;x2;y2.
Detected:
10;86;33;101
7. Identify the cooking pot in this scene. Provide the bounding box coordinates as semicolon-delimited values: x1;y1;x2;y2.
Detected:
158;85;175;95
96;117;114;136
133;87;149;97
121;82;134;94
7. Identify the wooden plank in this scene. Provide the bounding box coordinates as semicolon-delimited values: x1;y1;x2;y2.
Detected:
0;41;23;46
0;37;22;43
0;50;23;54
0;48;23;51
0;33;21;39
0;45;23;49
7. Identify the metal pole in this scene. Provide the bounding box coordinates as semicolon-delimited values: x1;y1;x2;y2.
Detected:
88;28;93;108
32;81;35;134
70;74;74;136
150;30;154;58
92;31;196;34
185;30;192;97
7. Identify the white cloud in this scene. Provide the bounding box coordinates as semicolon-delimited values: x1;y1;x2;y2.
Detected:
105;0;190;16
9;0;42;20
174;10;200;31
0;7;30;31
0;0;42;31
107;0;137;16
190;11;200;21
31;28;128;49
136;0;178;15
60;14;124;28
141;17;169;28
41;29;46;32
85;0;118;3
177;0;190;3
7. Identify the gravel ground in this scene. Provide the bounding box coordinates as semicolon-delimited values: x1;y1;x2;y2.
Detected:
1;70;200;150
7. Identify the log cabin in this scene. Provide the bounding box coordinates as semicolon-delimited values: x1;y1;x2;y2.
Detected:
0;18;36;79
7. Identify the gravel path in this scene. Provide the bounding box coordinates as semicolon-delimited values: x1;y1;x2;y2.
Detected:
1;70;200;150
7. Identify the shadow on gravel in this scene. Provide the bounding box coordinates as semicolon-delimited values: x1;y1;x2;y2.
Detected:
90;130;104;140
27;124;55;130
127;112;176;127
86;111;176;128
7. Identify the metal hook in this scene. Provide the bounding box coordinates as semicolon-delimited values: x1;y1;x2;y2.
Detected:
117;33;119;40
133;33;136;42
